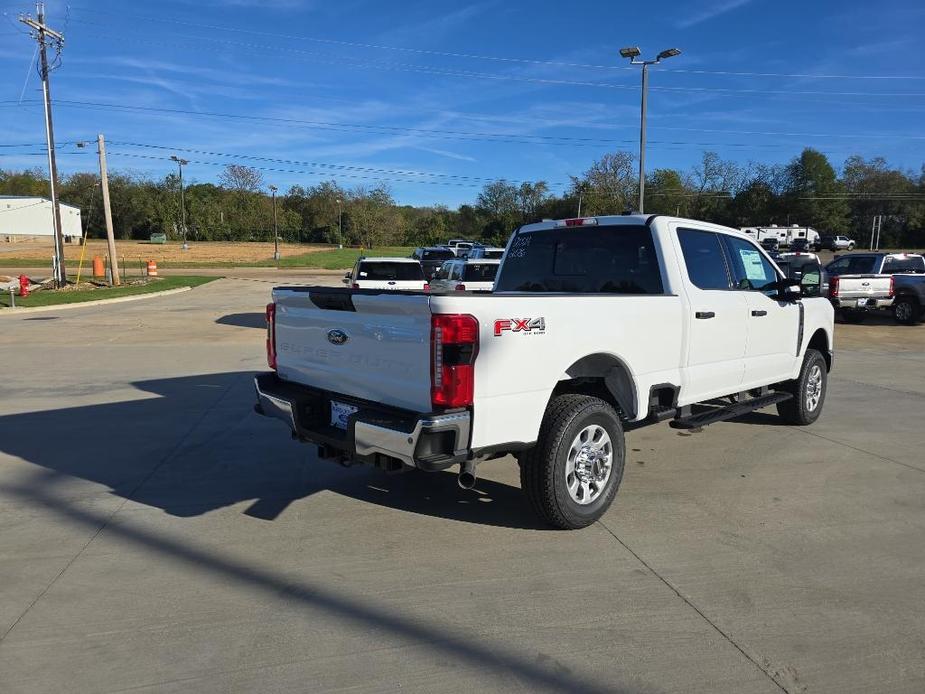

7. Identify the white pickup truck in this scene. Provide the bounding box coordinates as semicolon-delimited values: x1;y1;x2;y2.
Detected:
256;215;835;529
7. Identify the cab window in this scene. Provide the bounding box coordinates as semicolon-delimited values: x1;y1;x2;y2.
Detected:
721;235;779;292
678;229;731;290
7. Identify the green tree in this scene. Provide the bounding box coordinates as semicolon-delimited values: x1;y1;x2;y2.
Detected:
783;148;848;233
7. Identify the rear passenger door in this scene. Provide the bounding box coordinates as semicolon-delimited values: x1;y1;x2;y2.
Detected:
721;234;800;387
676;228;747;403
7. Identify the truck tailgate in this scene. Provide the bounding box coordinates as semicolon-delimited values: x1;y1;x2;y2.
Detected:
836;275;892;299
273;287;433;412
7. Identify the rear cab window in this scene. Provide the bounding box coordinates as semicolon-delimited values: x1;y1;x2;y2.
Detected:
678;229;731;290
463;263;499;282
493;224;663;294
358;261;425;281
422;249;455;261
882;255;925;274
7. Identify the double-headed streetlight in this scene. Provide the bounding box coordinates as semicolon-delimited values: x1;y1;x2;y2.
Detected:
269;185;280;262
619;46;681;214
169;155;190;249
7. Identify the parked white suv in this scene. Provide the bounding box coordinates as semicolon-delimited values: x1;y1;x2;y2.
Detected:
342;257;428;291
259;215;834;529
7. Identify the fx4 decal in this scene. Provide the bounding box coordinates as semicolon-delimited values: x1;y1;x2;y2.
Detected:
494;317;546;336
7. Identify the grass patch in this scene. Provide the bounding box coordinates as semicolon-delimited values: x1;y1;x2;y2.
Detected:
276;246;414;269
0;246;415;270
1;276;218;309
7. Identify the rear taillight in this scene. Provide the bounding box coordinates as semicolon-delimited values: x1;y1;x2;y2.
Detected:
431;314;478;408
423;282;430;292
829;276;840;298
265;302;277;370
889;275;895;298
455;283;466;291
351;283;360;289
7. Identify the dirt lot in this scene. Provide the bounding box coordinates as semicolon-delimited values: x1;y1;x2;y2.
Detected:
0;238;330;264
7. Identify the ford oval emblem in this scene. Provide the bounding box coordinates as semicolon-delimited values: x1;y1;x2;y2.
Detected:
327;329;349;346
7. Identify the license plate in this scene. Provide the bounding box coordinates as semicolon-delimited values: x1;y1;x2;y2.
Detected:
330;400;359;430
856;298;868;308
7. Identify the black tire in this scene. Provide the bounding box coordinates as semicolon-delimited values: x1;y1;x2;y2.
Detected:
847;243;855;251
893;296;921;326
839;309;866;324
776;349;828;425
520;394;625;530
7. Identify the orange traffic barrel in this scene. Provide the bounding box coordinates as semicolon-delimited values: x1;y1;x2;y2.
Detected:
146;260;158;277
92;256;105;278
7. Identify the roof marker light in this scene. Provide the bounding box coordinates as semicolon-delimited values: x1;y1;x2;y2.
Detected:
555;218;600;228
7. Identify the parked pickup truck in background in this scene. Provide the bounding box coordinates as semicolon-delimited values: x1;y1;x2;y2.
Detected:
256;215;835;529
825;252;925;324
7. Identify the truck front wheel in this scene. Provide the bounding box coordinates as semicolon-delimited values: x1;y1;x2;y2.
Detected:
520;395;625;530
776;349;827;425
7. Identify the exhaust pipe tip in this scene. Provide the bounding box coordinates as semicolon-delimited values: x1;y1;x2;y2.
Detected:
458;461;477;490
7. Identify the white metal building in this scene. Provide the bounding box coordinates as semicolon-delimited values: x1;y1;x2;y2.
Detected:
0;196;83;242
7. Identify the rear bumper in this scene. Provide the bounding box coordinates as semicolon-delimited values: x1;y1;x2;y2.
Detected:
254;373;470;471
832;297;893;310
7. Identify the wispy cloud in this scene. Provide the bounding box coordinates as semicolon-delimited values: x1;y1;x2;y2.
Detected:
676;0;755;28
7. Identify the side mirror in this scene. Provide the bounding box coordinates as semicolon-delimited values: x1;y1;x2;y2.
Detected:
775;277;802;301
342;277;351;285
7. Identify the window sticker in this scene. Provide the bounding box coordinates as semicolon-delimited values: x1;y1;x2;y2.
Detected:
739;249;768;282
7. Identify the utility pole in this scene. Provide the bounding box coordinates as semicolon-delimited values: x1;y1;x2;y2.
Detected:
97;134;120;285
620;46;681;214
170;155;189;249
269;185;280;262
20;3;67;287
337;197;344;248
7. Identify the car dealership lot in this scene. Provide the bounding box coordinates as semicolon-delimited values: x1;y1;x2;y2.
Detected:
1;275;924;693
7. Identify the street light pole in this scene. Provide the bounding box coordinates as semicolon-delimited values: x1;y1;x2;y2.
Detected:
269;185;279;262
170;155;189;249
337;197;344;249
619;46;681;214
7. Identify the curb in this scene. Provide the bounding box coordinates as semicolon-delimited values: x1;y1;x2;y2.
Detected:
0;286;193;316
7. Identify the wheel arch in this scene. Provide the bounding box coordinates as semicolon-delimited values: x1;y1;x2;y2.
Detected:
551;353;640;420
806;328;832;371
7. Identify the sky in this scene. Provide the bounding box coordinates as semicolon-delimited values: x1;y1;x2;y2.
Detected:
1;0;924;207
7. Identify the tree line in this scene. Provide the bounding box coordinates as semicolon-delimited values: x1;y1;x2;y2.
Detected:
2;148;923;249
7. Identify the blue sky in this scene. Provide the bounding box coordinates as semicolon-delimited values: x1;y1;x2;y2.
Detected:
1;0;924;207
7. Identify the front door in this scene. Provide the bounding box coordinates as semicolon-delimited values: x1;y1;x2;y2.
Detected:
721;234;801;387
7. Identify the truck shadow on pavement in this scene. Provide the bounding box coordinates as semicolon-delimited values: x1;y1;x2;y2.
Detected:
0;372;628;692
215;312;266;329
0;371;544;529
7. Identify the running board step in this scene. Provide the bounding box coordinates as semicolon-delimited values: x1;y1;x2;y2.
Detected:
669;392;792;430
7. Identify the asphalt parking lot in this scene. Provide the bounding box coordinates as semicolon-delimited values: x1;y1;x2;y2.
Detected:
1;275;924;693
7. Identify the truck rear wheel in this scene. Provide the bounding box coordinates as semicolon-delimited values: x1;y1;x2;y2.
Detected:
520;395;625;530
893;296;921;325
776;349;827;425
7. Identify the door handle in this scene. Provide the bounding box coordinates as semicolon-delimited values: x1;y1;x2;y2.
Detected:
751;310;768;317
695;311;715;319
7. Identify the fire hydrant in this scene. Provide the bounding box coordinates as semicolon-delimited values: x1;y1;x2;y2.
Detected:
18;274;30;298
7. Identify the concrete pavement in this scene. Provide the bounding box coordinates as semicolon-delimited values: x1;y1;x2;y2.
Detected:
1;275;924;693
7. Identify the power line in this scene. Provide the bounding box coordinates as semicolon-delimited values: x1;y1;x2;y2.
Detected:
69;26;925;100
65;8;925;82
4;102;922;158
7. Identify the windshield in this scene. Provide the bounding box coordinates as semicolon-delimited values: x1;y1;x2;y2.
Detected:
462;263;499;282
494;225;663;294
358;261;424;281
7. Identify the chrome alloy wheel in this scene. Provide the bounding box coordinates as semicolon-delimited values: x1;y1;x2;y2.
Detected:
565;424;613;505
805;364;824;412
895;300;913;322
